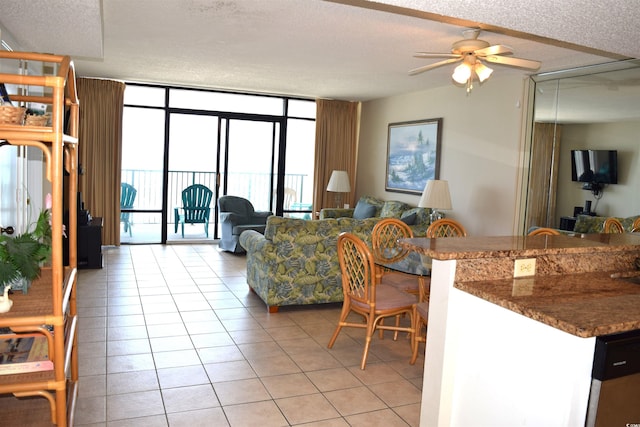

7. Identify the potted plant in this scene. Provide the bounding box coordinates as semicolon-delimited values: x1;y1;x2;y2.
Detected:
0;206;52;294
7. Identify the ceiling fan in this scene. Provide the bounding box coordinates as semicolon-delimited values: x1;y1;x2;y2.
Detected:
409;29;542;92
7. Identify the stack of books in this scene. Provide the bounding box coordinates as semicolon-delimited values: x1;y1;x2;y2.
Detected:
0;334;53;375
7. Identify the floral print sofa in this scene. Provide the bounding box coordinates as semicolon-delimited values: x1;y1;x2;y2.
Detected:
239;208;429;312
320;195;432;236
572;214;640;233
530;214;640;235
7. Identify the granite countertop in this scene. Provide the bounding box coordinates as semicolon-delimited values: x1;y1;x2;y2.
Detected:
400;233;640;260
456;272;640;337
400;233;640;337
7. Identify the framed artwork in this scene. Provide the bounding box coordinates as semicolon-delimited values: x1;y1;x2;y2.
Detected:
385;118;442;195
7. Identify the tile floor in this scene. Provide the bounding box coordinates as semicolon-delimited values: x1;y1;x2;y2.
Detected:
73;244;424;426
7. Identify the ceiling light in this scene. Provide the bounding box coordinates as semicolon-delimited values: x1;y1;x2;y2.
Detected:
475;61;493;82
451;59;493;93
452;63;471;84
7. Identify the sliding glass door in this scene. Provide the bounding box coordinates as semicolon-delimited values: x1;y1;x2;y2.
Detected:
221;118;280;212
167;113;218;241
121;84;316;244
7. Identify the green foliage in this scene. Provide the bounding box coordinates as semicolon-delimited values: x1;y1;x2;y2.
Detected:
0;209;52;289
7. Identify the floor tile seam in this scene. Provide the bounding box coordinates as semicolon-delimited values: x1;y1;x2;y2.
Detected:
270;392;344;426
103;388;168;423
218;395;292;423
296;365;368;392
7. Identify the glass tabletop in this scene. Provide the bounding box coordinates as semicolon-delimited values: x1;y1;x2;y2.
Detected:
376;250;431;276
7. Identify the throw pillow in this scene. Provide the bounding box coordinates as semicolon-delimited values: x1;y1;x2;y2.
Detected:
380;200;411;218
353;201;377;219
400;212;417;225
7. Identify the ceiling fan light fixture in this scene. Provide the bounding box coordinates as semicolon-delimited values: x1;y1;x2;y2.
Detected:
475;62;493;82
452;63;471;84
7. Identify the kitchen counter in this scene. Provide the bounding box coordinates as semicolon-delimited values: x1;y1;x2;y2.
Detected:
401;233;640;426
400;233;640;337
401;232;640;260
457;272;640;337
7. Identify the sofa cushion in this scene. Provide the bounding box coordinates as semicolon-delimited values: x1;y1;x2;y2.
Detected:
353;200;377;219
380;200;411;218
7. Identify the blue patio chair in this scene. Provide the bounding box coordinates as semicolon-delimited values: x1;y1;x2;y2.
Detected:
120;182;137;236
174;184;213;238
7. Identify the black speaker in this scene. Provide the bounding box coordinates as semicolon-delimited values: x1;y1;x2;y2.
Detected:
584;200;592;214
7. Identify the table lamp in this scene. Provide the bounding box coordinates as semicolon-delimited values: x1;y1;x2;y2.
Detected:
326;170;351;208
419;179;452;223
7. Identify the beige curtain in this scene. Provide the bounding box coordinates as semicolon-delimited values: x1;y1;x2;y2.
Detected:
77;78;126;246
312;99;361;217
525;122;562;230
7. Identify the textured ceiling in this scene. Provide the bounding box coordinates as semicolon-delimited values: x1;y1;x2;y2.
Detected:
0;0;636;102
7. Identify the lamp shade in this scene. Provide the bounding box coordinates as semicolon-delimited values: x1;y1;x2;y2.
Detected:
326;170;351;193
419;180;452;210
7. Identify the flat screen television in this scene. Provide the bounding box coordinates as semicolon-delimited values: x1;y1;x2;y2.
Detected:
570;150;618;185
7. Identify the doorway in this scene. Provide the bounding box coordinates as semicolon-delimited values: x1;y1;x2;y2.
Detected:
166;113;282;242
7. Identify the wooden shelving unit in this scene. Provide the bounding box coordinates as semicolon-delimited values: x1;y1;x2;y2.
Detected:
0;51;79;426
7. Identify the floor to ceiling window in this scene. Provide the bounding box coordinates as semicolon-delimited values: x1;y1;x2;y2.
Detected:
120;84;316;244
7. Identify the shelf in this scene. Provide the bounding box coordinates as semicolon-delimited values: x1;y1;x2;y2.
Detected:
0;50;79;426
0;268;74;326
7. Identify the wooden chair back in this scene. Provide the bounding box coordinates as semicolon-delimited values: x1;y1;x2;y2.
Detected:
372;218;413;264
528;227;561;236
337;232;376;306
426;218;467;238
632;217;640;233
602;217;624;233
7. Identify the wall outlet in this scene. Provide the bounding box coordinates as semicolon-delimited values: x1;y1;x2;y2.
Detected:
514;258;536;278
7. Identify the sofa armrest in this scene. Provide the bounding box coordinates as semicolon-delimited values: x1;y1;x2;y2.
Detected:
239;229;270;253
219;211;242;224
319;208;354;219
251;211;273;224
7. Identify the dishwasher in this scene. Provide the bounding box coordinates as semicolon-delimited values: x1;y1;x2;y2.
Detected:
586;329;640;427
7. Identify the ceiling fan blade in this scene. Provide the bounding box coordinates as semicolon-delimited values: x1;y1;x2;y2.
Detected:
414;52;461;59
408;57;462;76
484;55;542;70
475;44;512;56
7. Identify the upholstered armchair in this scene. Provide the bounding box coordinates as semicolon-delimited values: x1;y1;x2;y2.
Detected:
218;195;272;253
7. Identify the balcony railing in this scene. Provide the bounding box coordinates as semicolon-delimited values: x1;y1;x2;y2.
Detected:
121;169;311;224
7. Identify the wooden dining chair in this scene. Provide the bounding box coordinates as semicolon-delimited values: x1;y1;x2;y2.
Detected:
327;232;417;369
602;217;624;233
410;217;466;364
528;227;561;236
372;218;420;295
631;217;640;233
426;218;467;237
411;277;430;364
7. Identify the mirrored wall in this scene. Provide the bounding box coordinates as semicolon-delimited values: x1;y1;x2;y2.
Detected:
523;59;640;232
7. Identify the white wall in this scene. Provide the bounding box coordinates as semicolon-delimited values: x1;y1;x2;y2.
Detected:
557;120;640;219
358;75;529;236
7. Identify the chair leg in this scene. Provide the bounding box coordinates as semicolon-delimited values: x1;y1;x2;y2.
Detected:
361;316;377;370
327;304;351;349
411;312;425;365
205;222;209;238
181;222;185;238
